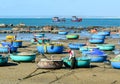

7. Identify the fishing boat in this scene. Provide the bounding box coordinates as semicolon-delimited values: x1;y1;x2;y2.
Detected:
83;48;107;62
12;40;22;48
37;58;63;69
71;16;82;22
52;17;60;22
79;46;99;53
0;55;8;65
66;34;79;40
110;55;120;69
52;17;66;22
89;38;104;44
34;33;45;38
97;31;110;36
96;44;115;51
68;43;86;50
31;38;50;44
58;31;68;35
62;57;90;68
91;34;105;39
37;42;64;54
10;52;36;62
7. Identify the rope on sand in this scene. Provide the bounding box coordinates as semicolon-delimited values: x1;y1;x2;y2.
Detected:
18;68;52;81
49;70;74;84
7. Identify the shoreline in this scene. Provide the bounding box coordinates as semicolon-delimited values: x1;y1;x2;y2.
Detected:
0;38;120;84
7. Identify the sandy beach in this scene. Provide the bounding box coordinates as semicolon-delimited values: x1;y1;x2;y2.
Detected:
0;37;120;84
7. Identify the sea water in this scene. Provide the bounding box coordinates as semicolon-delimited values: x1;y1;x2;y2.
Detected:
0;18;120;27
0;18;120;41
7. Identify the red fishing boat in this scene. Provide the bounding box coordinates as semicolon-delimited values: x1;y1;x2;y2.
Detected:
71;16;82;22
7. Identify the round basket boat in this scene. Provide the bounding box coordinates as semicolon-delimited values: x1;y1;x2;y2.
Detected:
12;40;22;47
96;44;115;51
37;58;63;69
62;57;90;68
10;52;36;62
68;43;86;50
79;46;99;53
89;38;104;44
82;48;107;62
34;33;45;38
0;55;8;65
110;55;120;69
58;31;68;35
1;41;12;47
0;46;9;53
37;43;64;54
6;35;15;41
66;34;79;40
91;34;105;39
97;31;110;36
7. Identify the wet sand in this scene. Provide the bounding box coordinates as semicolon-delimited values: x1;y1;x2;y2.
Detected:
0;37;120;84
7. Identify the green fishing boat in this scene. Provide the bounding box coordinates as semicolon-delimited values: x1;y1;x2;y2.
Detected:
66;34;79;40
96;44;115;51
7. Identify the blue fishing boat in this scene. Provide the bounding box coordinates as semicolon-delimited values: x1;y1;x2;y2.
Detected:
62;57;90;68
58;31;68;35
83;48;107;62
1;41;12;47
97;31;110;36
0;46;9;53
10;52;36;62
12;40;22;48
0;55;8;65
34;33;45;38
68;43;86;50
37;43;64;54
79;46;99;53
91;34;105;39
110;55;120;69
89;38;104;44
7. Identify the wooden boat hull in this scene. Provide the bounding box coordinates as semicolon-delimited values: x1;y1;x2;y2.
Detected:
37;59;63;69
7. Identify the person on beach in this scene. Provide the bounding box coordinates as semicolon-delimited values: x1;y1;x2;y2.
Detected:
67;48;76;69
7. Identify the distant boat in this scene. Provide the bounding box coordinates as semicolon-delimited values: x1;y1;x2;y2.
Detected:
52;17;66;22
71;16;82;22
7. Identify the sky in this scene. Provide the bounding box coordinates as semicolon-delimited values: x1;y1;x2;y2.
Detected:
0;0;120;18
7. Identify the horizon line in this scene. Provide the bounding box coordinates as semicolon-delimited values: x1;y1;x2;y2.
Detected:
1;16;120;18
